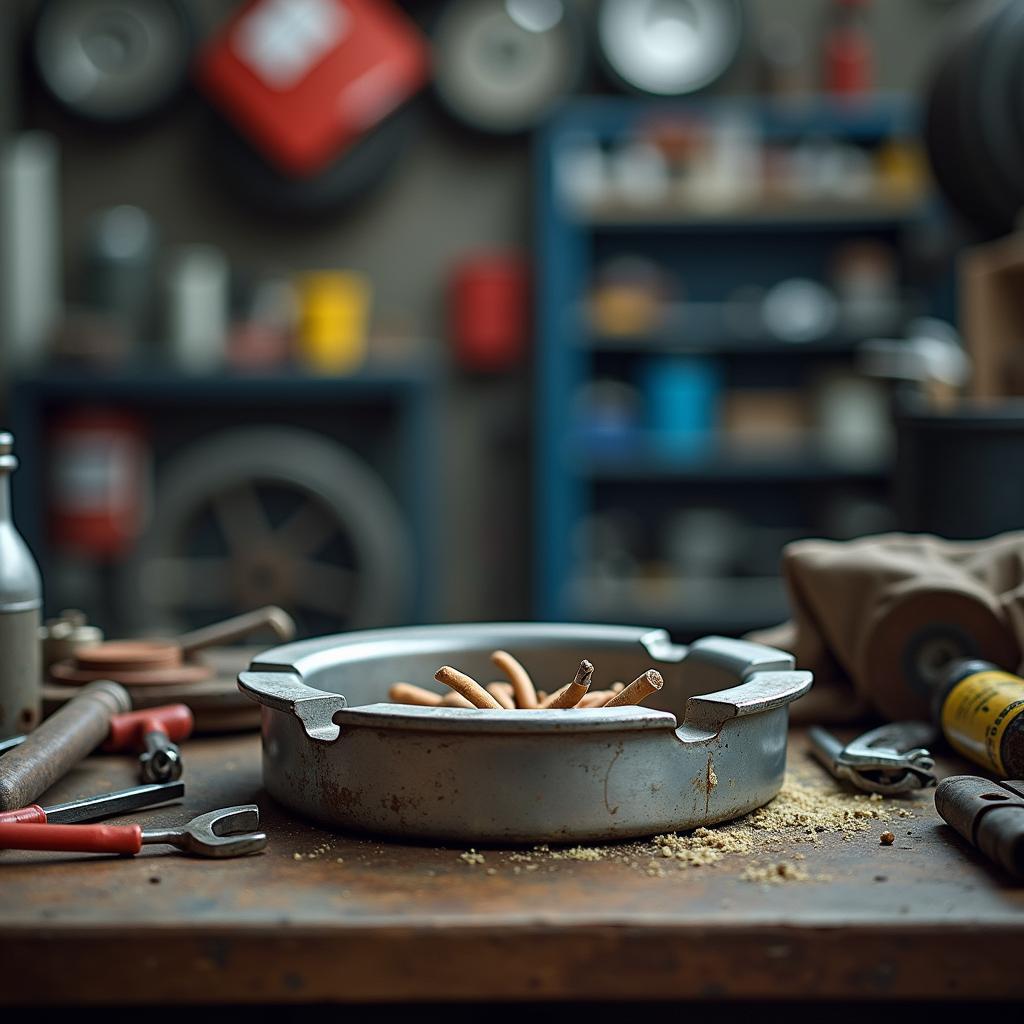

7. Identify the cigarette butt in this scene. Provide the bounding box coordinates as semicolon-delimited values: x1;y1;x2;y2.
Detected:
490;650;539;709
611;681;625;692
485;681;517;710
602;669;663;707
441;691;474;708
577;690;616;707
388;683;443;707
435;666;503;709
541;660;594;709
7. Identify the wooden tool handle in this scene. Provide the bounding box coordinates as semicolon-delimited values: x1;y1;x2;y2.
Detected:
0;821;142;855
0;680;131;811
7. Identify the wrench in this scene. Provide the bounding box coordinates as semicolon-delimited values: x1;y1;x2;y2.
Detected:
809;722;938;795
0;805;266;858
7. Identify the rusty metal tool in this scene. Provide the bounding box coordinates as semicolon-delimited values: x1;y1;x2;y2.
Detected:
935;776;1024;880
0;804;266;858
0;780;185;825
808;721;938;795
103;705;193;783
0;679;131;812
50;606;297;686
0;703;194;784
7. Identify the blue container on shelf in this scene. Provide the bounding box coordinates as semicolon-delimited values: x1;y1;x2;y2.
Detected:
641;356;721;458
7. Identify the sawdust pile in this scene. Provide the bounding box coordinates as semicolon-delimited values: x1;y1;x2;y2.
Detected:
549;845;605;861
740;861;813;884
459;773;920;882
648;775;906;871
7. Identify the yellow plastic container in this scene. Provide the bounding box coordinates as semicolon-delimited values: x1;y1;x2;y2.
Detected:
295;271;372;374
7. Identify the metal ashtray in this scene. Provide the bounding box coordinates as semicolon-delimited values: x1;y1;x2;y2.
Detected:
239;623;811;843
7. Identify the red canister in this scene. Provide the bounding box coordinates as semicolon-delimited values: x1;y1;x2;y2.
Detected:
450;253;530;372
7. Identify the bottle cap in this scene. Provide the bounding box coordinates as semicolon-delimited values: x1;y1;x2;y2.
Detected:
0;432;16;472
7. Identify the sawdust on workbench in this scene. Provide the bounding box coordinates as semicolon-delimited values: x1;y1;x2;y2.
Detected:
458;772;921;883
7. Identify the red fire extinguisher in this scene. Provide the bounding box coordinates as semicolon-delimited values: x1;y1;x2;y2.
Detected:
824;0;873;97
49;409;150;558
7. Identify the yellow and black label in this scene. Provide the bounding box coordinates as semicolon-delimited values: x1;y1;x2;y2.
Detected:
941;669;1024;776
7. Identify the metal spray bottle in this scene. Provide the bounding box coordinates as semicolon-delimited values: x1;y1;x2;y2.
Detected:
0;433;41;738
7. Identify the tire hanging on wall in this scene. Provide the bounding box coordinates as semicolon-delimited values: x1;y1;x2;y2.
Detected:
32;0;195;124
121;427;415;636
924;0;1024;236
431;0;586;134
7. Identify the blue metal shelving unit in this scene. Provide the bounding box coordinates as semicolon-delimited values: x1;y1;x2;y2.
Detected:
534;95;950;634
11;365;441;627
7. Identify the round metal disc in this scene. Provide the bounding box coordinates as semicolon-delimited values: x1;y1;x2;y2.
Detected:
596;0;743;96
33;0;194;124
44;645;262;732
432;0;584;134
50;660;213;686
71;639;182;672
205;102;419;216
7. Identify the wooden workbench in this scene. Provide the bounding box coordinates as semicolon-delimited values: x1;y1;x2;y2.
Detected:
1;727;1021;1005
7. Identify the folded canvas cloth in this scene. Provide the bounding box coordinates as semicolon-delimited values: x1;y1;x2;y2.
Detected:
749;531;1024;723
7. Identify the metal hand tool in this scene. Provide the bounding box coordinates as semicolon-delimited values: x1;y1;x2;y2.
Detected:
0;804;266;859
0;703;193;784
103;705;193;783
0;679;131;812
935;776;1024;879
0;780;184;825
809;721;938;795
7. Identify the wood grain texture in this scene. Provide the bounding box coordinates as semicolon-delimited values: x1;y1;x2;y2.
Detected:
0;729;1022;1004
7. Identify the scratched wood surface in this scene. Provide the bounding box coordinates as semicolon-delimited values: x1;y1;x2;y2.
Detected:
0;727;1021;1004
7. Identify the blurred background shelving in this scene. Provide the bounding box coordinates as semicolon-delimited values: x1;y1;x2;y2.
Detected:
12;366;440;636
535;95;951;638
5;0;1017;644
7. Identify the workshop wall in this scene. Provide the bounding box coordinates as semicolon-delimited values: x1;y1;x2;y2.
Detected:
6;0;960;627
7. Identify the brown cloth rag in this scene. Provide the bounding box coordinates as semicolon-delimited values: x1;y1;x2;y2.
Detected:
748;531;1024;724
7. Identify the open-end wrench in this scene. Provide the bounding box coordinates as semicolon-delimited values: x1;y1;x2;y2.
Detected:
0;780;185;825
0;805;266;858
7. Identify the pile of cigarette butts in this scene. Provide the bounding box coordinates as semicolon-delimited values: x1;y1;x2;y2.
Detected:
388;650;664;710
